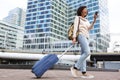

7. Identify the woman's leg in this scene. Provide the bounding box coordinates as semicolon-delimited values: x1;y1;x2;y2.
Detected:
74;34;90;71
80;60;87;72
79;43;87;72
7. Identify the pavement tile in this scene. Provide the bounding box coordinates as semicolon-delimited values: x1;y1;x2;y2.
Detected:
0;69;119;80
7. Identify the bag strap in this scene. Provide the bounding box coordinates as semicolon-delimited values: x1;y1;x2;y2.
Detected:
77;17;80;32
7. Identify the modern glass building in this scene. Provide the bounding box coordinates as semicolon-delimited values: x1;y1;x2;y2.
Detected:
3;7;26;27
24;0;110;52
23;0;68;51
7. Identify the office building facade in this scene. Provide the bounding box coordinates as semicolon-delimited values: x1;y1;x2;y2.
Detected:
0;21;24;49
23;0;68;51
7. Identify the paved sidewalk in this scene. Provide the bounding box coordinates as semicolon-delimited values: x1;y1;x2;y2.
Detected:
0;69;119;80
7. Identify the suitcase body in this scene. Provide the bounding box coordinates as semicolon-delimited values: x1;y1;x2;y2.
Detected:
32;54;59;78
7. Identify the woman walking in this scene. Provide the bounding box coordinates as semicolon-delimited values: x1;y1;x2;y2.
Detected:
71;6;98;78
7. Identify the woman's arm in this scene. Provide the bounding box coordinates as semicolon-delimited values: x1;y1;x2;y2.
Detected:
72;16;79;44
88;13;98;30
73;16;79;38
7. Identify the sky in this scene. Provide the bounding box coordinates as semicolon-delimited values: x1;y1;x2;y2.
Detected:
0;0;120;49
0;0;27;19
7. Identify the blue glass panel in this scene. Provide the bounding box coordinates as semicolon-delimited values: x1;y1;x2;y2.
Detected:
30;30;35;33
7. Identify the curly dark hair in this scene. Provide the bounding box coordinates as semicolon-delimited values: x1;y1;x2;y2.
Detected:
77;6;87;16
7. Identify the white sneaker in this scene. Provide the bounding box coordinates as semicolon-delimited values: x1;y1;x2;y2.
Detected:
70;67;78;77
80;73;94;79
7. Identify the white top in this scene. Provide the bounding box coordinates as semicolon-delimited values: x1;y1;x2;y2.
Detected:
73;16;91;38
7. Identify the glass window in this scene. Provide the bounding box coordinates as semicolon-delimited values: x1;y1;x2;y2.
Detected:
32;9;37;12
26;14;31;17
45;28;50;32
46;14;50;18
39;0;45;2
88;12;93;16
94;29;100;33
46;19;50;22
90;30;94;34
34;1;37;3
28;10;32;12
28;2;32;5
27;22;31;25
31;26;34;29
41;11;44;14
33;5;36;8
39;34;44;37
36;29;43;32
93;2;98;6
47;6;51;9
33;13;36;15
27;6;32;9
46;2;49;5
44;24;48;27
88;16;93;20
94;24;99;28
25;26;30;29
33;17;36;20
26;18;31;21
38;3;44;6
27;45;30;49
26;30;30;33
31;21;36;24
40;20;44;23
38;16;44;19
93;6;99;10
45;11;49;14
37;24;42;28
40;7;45;10
30;30;35;33
31;45;35;49
96;20;100;23
88;4;92;7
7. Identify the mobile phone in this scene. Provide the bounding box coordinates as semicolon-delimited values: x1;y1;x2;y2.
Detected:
95;11;98;15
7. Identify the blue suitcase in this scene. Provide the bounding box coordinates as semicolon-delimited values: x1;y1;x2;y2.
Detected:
32;54;58;78
31;45;73;78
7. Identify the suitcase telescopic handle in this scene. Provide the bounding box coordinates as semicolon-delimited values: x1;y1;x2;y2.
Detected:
59;45;73;59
